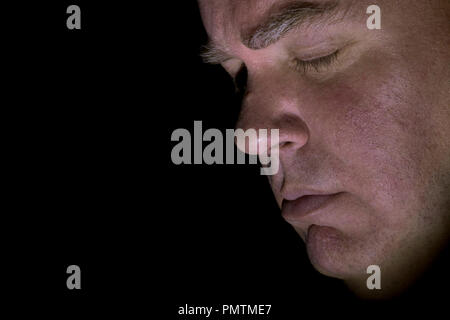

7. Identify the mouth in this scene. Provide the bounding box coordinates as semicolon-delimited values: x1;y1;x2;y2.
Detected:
281;192;343;224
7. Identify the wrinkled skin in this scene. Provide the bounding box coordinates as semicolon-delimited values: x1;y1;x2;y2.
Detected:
198;0;450;298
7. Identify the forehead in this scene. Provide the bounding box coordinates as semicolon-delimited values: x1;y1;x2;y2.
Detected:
199;0;276;43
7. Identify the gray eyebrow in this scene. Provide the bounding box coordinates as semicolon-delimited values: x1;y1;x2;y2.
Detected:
200;1;341;65
200;42;233;65
243;1;340;50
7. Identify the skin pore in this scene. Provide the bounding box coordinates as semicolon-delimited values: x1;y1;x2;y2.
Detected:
198;0;450;298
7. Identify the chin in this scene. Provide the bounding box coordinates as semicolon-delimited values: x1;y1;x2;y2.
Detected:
304;225;370;280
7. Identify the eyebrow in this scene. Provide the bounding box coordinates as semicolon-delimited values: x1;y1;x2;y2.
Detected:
200;42;234;65
243;1;340;50
201;0;340;64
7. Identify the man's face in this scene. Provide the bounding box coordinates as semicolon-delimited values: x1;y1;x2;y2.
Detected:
199;0;450;295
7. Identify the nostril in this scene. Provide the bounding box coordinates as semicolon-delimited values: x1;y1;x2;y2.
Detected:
279;141;290;148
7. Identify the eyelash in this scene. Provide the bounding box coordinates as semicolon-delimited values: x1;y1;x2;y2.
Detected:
230;50;340;96
293;50;340;73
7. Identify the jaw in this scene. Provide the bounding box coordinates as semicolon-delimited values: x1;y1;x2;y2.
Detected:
293;211;450;299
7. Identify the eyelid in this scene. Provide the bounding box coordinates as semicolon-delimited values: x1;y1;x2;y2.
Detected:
292;49;340;73
296;46;339;61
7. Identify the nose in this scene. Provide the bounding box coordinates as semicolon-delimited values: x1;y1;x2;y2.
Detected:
234;65;310;158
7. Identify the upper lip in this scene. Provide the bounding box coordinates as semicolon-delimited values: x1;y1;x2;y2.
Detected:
281;188;333;201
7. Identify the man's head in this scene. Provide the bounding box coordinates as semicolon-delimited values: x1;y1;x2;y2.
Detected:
198;0;450;297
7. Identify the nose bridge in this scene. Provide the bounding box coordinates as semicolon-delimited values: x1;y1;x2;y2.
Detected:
235;65;310;155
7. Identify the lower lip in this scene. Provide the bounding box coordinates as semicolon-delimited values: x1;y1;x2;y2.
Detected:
281;193;341;222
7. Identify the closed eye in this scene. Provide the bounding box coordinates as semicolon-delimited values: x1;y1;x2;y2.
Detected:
293;50;340;73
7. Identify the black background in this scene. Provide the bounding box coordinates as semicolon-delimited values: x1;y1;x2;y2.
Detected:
4;1;448;318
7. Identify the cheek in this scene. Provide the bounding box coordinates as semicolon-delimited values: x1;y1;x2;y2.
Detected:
315;61;433;224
